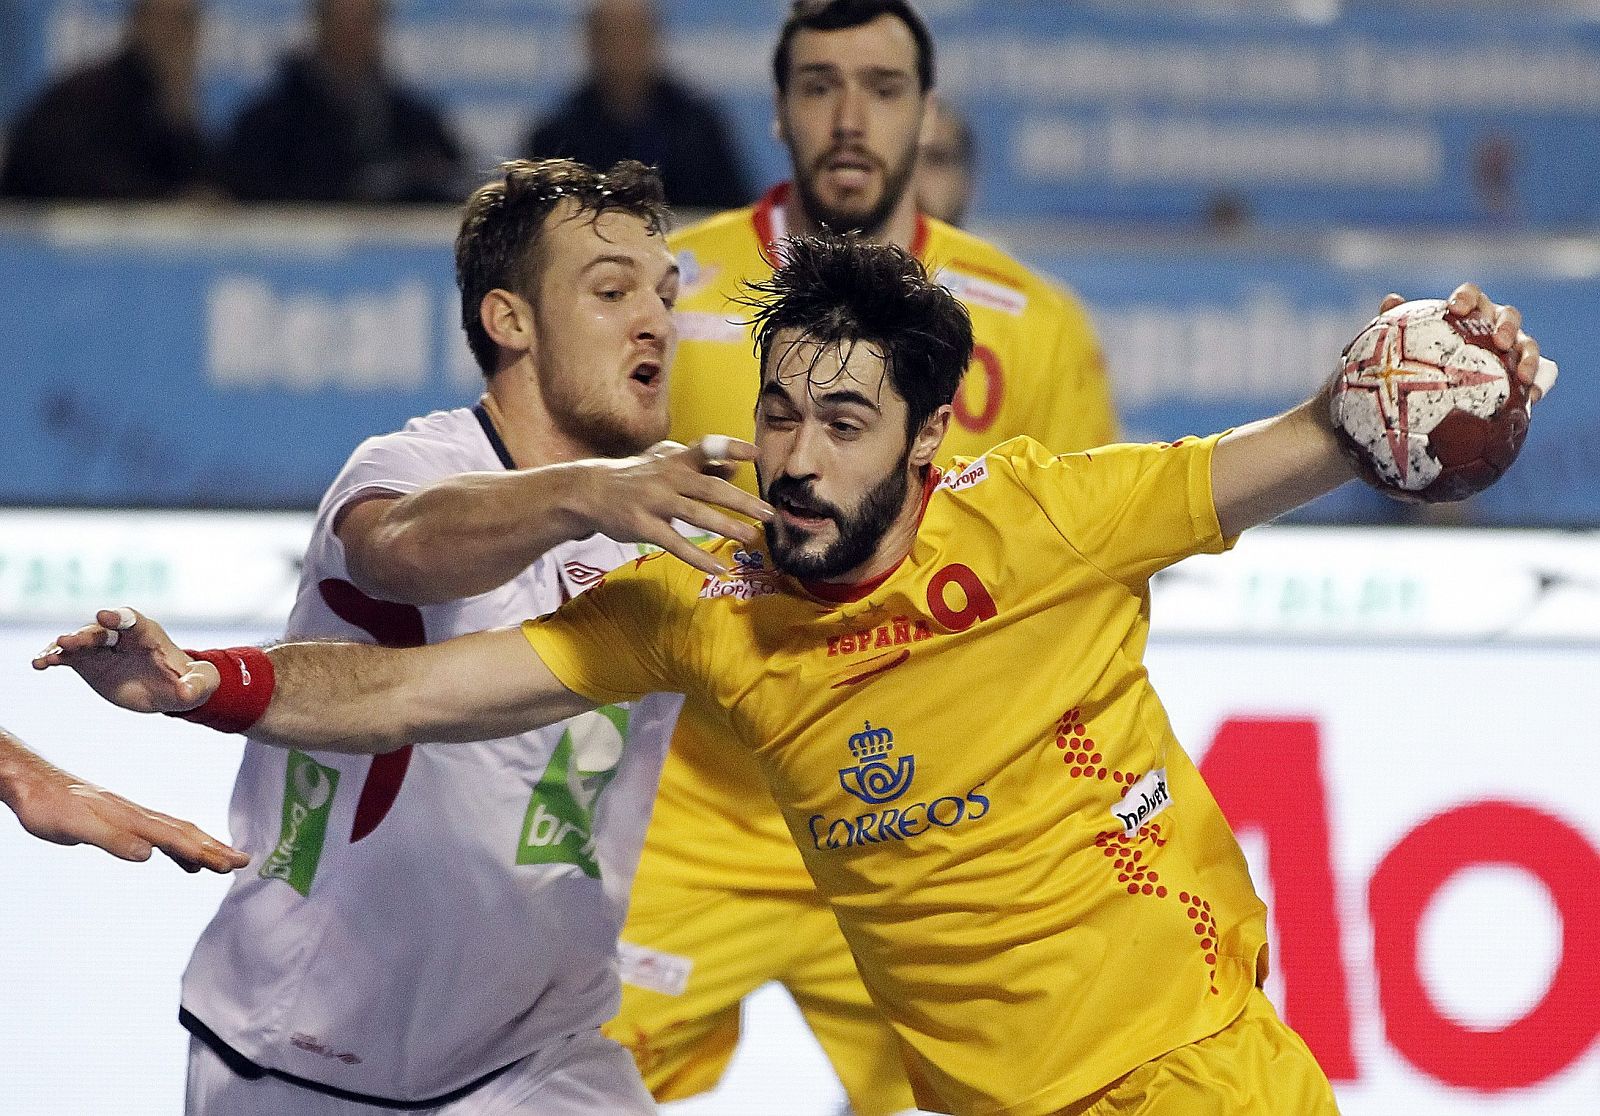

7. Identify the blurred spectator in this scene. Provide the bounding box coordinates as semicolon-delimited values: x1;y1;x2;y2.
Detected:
0;0;215;200
523;0;752;210
915;94;974;226
1203;190;1251;235
222;0;464;203
1473;131;1518;221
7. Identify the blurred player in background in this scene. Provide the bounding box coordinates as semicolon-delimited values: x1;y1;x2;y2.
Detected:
614;3;1117;1110
914;95;974;227
1;723;245;871
158;158;768;1114
41;241;1549;1115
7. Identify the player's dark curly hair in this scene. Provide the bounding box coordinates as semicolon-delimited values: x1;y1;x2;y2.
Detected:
745;235;972;440
455;158;668;375
773;0;935;94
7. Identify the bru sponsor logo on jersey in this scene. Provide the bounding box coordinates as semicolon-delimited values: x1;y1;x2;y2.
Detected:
517;705;629;877
261;751;339;896
808;721;990;851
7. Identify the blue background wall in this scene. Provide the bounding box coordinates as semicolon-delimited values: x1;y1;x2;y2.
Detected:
2;1;1596;521
5;1;1599;227
2;217;1591;523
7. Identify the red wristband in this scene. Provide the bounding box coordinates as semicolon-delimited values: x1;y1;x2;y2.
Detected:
165;647;276;734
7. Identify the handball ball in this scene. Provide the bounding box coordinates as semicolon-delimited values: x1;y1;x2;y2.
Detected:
1329;298;1529;503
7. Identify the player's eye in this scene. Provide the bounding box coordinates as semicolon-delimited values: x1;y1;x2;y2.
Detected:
830;421;863;439
598;288;626;302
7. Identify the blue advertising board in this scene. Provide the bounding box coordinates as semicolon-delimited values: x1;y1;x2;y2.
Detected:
1;214;1593;523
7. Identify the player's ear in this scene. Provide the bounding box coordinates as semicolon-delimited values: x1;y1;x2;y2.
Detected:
909;405;952;471
480;289;535;359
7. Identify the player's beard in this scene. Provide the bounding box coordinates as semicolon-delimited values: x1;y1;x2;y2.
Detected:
761;451;911;581
533;319;667;458
791;141;918;241
547;392;660;459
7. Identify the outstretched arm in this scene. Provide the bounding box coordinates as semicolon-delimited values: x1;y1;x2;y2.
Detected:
1211;284;1549;538
342;435;773;603
0;725;248;873
34;609;595;755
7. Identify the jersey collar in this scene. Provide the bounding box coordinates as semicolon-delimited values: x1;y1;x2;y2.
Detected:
472;401;518;470
753;182;931;266
798;467;943;604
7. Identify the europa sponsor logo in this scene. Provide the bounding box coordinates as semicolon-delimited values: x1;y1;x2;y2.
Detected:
698;574;779;600
699;548;779;600
941;457;989;493
808;721;991;850
934;267;1028;317
261;751;339;896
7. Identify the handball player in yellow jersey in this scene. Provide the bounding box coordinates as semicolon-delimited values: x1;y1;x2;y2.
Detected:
40;237;1550;1114
643;4;1115;1105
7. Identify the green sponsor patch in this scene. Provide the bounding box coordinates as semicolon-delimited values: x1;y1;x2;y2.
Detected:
517;705;630;877
259;751;339;896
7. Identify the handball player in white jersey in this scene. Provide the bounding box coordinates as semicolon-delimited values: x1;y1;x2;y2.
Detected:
180;158;771;1114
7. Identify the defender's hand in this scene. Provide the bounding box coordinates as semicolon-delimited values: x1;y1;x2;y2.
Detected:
5;760;248;873
574;436;775;576
32;607;220;714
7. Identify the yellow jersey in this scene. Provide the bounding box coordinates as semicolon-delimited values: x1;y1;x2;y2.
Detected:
654;184;1121;892
524;436;1269;1116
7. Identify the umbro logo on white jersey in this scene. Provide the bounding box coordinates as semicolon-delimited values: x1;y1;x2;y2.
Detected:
563;562;608;586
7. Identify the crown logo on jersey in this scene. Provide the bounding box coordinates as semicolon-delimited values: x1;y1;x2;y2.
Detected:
839;721;914;805
848;721;895;759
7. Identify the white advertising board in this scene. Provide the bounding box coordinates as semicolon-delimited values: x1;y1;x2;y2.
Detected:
1;514;1595;1112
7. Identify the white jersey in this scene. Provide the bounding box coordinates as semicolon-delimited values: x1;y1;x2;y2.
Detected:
181;406;683;1104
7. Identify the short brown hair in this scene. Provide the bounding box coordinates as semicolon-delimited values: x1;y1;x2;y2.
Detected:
454;158;668;374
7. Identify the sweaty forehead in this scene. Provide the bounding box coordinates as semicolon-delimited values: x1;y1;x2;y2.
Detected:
545;207;672;274
765;332;902;406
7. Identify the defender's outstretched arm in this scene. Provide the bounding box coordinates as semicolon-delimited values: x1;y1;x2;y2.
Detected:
0;724;248;872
